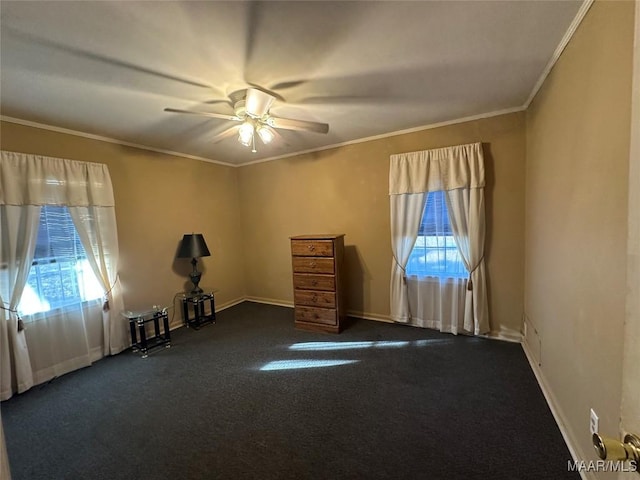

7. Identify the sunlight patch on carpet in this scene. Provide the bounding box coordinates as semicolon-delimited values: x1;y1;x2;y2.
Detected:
288;339;454;351
259;359;359;371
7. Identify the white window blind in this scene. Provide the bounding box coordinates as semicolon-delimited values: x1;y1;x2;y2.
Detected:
406;191;466;278
19;206;102;315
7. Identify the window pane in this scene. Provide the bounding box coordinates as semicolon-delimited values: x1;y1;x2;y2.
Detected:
407;191;467;279
19;206;102;316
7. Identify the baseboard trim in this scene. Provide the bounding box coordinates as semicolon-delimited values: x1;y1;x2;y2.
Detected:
480;330;523;344
168;296;245;332
216;297;246;312
236;299;522;340
346;309;394;323
243;297;395;324
521;341;592;480
244;296;294;308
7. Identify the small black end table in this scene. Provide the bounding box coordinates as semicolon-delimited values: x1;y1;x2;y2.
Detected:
181;289;217;329
122;307;171;358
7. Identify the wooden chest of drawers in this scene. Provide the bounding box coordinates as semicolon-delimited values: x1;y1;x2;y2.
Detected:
291;234;345;333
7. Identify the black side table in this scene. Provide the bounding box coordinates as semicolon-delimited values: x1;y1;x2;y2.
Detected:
181;289;217;329
122;307;171;358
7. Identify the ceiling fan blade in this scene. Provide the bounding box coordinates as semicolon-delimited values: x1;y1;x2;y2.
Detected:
203;99;233;107
164;108;239;122
271;128;290;147
242;1;262;85
211;125;239;144
5;26;216;91
269;80;308;91
268;116;329;134
245;88;275;118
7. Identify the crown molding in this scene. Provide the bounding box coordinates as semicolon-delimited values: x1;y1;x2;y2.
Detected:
0;115;234;167
238;105;526;167
524;0;595;109
2;107;525;169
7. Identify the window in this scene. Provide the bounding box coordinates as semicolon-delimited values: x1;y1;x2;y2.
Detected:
18;206;102;316
406;191;467;278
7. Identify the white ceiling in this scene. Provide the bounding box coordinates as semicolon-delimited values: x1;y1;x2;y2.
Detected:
0;1;585;166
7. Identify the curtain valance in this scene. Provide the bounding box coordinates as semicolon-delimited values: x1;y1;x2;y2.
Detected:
0;151;115;207
389;142;485;194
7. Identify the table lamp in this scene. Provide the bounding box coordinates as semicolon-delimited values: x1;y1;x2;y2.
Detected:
177;233;211;294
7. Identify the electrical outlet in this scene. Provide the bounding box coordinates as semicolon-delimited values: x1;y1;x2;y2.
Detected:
590;409;599;434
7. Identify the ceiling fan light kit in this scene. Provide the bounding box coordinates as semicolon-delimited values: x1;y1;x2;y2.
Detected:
237;118;275;153
257;124;275;144
165;87;329;153
238;121;254;146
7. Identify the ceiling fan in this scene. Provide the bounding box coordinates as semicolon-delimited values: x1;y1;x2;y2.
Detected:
164;88;329;152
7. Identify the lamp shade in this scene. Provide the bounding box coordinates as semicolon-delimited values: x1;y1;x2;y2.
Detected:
177;234;211;258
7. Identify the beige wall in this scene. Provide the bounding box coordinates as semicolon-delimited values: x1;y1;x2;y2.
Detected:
1;111;526;337
238;112;526;337
524;0;634;468
0;121;246;328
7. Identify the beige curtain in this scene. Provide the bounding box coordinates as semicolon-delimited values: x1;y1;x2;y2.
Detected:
70;206;127;355
0;151;125;400
406;276;467;333
0;152;115;206
389;193;426;322
0;205;40;400
445;187;489;334
389;142;489;334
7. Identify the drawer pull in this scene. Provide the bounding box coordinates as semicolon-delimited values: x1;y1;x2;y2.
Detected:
310;261;317;268
312;294;318;302
307;244;315;251
311;279;318;286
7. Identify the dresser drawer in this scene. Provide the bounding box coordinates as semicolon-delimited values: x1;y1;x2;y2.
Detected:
291;239;334;257
292;257;335;274
295;306;337;326
293;274;336;291
294;289;336;308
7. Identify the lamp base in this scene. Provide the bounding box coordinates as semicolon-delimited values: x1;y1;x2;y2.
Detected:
189;258;203;294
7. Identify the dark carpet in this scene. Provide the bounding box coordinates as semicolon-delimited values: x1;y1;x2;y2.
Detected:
2;302;578;480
